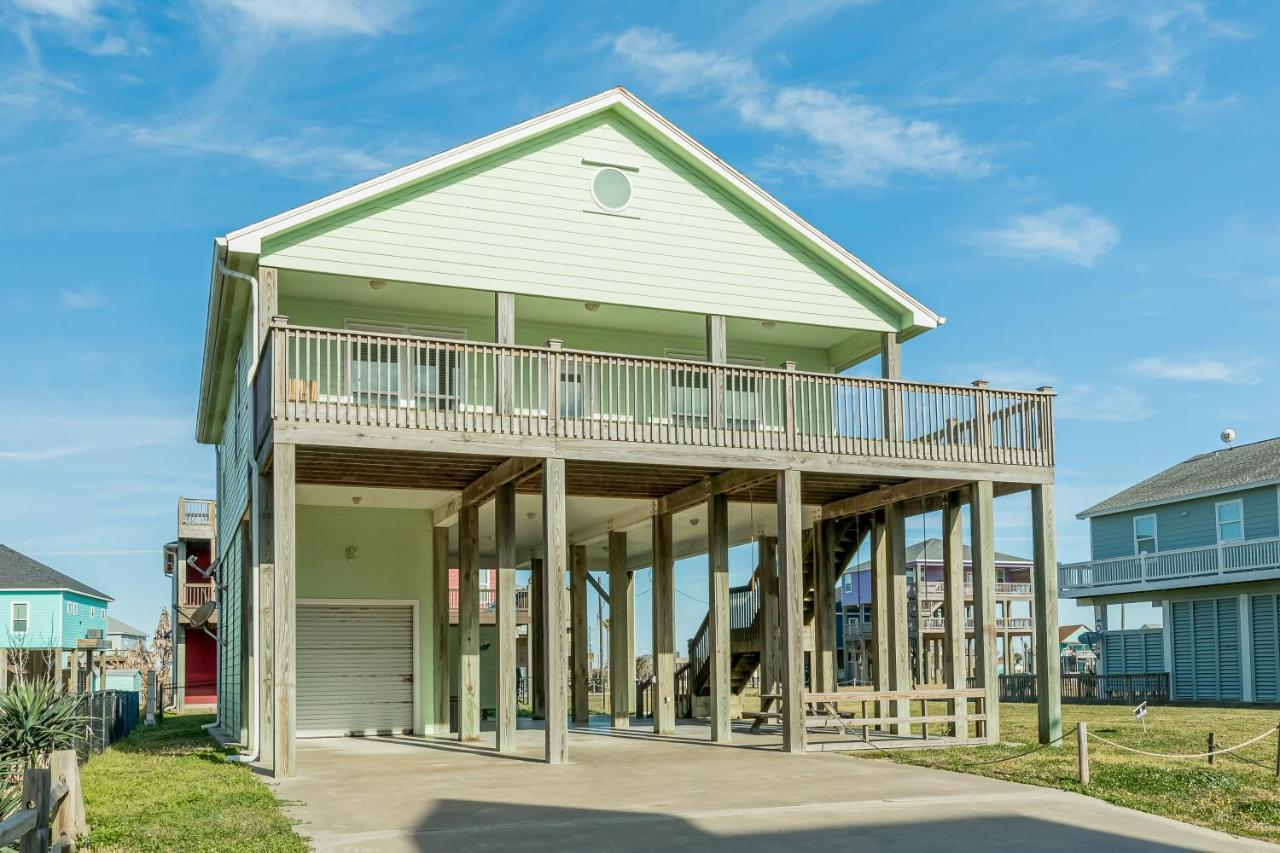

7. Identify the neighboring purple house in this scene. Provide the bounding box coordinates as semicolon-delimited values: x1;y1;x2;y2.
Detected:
837;538;1037;683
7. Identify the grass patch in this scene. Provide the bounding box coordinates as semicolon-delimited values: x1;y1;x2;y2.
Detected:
81;713;308;853
846;702;1280;845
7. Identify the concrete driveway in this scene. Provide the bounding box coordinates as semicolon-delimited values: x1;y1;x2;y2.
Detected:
270;719;1275;852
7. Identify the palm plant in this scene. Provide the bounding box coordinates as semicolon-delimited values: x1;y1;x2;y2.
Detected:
0;680;85;769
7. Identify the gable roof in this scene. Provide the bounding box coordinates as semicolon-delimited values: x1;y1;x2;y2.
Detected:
107;616;146;637
1079;436;1280;518
850;537;1029;572
223;87;941;329
1059;624;1090;643
0;545;113;602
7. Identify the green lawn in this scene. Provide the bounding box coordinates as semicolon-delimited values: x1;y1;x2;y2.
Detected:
850;702;1280;845
81;713;308;852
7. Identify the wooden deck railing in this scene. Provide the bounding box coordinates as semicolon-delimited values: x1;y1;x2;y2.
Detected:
262;322;1054;467
1059;536;1280;593
182;581;214;608
447;588;531;611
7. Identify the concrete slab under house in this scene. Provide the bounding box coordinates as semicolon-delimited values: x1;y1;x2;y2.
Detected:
194;87;1063;777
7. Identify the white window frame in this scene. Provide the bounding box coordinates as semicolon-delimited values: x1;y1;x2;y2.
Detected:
344;320;467;409
1132;513;1158;555
1215;498;1245;543
66;601;78;615
10;602;29;635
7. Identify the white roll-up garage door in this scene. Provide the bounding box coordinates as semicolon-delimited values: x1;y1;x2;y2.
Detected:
297;602;415;737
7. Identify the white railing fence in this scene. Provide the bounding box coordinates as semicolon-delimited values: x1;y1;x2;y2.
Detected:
1060;536;1280;592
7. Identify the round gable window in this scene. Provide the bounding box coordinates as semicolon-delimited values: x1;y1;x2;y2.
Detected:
591;167;632;212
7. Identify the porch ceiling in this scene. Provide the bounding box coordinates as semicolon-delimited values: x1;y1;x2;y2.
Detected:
293;445;903;507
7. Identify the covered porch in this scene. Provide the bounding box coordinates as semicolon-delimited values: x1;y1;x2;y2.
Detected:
252;439;1063;775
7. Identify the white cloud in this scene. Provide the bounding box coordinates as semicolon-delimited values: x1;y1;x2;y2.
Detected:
1055;383;1151;423
972;204;1119;267
611;27;989;188
0;446;89;462
726;0;877;50
58;285;103;309
1128;355;1267;386
204;0;407;37
10;0;101;25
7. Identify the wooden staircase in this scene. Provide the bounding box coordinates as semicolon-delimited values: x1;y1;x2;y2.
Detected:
682;518;865;704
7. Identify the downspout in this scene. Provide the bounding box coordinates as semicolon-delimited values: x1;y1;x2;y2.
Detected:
211;256;264;763
214;257;261;388
227;550;260;764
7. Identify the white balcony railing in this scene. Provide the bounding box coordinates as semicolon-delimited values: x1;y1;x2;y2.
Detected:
911;581;1033;599
260;322;1055;468
1059;536;1280;594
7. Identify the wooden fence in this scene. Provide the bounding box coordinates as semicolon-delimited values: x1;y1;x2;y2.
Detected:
0;750;86;852
996;672;1169;705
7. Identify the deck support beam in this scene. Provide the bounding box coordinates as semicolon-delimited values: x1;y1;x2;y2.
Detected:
496;292;515;416
885;501;911;735
270;442;296;778
541;458;569;763
457;503;481;742
651;511;676;735
707;492;731;743
495;481;518;752
530;558;546;720
970;480;1000;742
942;490;968;737
431;526;450;735
1032;484;1062;745
869;511;890;726
812;520;836;694
758;536;780;695
777;469;806;753
608;531;632;728
570;544;590;725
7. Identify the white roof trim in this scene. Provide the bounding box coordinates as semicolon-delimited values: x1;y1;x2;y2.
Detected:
223;87;941;329
0;587;113;602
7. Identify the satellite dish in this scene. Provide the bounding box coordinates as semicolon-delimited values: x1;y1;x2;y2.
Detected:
1221;428;1236;446
190;600;217;628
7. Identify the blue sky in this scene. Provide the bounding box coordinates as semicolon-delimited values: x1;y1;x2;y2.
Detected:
1;0;1278;649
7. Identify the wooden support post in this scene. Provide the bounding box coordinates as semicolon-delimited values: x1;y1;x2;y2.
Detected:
708;492;731;743
50;748;85;846
942;491;967;738
870;512;889;725
1031;484;1062;746
542;458;569;764
812;521;836;694
777;469;806;753
881;331;903;446
20;766;50;853
652;511;676;735
431;526;450;735
608;531;632;728
530;558;546;720
885;501;911;735
758;536;780;694
271;442;296;777
457;503;481;742
970;481;1000;742
626;564;636;717
145;670;157;726
495;482;518;753
257;464;275;768
570;544;590;724
707;314;726;429
496;292;515;417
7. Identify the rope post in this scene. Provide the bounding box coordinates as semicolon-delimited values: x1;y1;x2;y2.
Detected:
1207;732;1215;767
1077;722;1089;786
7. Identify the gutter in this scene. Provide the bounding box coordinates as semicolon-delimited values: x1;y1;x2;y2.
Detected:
227;549;260;765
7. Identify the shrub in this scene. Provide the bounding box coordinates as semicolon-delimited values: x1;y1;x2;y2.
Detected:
0;680;86;769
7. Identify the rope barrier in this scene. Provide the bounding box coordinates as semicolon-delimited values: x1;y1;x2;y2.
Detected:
1086;725;1278;760
848;723;1074;768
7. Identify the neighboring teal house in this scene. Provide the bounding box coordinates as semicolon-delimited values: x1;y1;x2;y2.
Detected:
1060;436;1280;703
0;545;112;661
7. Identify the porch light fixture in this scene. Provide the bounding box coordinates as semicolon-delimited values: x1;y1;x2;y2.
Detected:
351;496;363;505
345;545;358;561
761;320;776;329
369;279;386;290
584;302;600;312
591;167;632;212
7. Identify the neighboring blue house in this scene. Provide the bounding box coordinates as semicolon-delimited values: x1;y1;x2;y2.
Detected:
0;545;113;685
1059;437;1280;703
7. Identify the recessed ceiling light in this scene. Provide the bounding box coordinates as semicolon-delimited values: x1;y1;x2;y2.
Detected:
761;320;776;329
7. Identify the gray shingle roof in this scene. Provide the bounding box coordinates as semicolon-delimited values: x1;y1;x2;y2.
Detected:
0;545;113;601
1079;437;1280;518
851;537;1029;572
107;616;146;637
